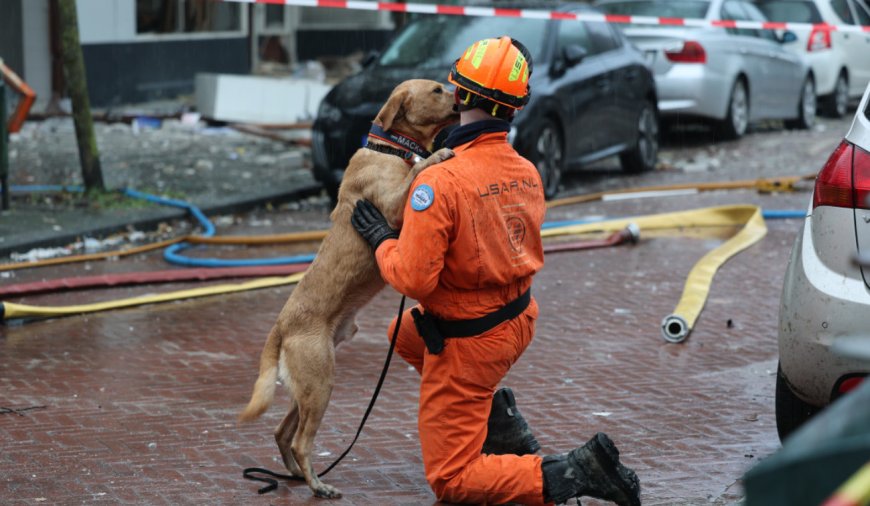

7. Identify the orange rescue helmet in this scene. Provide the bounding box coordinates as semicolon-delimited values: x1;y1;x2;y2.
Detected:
448;36;533;111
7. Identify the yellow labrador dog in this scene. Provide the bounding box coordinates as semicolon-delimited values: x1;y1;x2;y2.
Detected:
239;79;458;498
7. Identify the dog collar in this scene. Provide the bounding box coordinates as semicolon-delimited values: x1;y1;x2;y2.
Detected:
365;142;423;165
367;123;432;160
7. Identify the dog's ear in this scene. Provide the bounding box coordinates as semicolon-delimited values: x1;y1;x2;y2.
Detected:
374;88;408;132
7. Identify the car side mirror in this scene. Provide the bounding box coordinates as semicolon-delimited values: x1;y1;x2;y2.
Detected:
551;44;588;76
563;44;588;66
361;50;380;68
779;30;798;44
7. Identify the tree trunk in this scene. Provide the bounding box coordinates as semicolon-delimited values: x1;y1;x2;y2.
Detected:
56;0;104;191
1;77;9;210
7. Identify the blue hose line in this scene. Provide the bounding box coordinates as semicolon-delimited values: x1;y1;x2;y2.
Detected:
162;246;317;267
762;210;807;219
121;188;215;236
11;184;84;192
122;189;319;267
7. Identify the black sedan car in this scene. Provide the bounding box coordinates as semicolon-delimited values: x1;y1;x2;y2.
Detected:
311;4;659;200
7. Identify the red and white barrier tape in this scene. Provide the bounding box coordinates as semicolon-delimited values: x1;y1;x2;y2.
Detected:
224;0;870;33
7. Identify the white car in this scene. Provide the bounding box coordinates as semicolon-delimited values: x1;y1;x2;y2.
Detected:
596;0;816;140
753;0;870;118
776;82;870;441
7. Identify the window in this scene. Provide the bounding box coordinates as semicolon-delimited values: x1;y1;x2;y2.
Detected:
137;0;243;34
852;0;870;25
298;6;390;29
378;17;547;69
587;21;622;53
557;19;595;55
752;0;823;23
597;1;711;19
830;0;856;23
741;1;779;41
721;1;760;37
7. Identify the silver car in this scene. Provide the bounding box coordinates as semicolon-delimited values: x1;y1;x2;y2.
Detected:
776;82;870;441
596;0;817;139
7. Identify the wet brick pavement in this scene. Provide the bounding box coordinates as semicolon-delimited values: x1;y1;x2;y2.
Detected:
1;188;809;505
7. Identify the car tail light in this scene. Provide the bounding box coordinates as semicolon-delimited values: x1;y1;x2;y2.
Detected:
836;375;866;395
807;26;832;51
855;145;870;210
814;141;855;209
664;41;706;64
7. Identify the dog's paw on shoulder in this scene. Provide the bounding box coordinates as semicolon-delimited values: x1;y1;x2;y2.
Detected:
431;147;455;164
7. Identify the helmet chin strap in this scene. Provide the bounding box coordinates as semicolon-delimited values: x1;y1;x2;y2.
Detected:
454;88;516;121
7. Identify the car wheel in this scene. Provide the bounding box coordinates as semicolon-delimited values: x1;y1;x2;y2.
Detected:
775;362;821;443
620;100;659;173
715;78;749;141
784;76;816;130
530;119;563;199
821;72;848;118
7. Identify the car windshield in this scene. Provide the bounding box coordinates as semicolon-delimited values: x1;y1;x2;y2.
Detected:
377;16;548;69
597;0;711;18
752;0;822;22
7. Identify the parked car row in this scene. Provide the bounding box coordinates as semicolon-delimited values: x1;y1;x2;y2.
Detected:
597;0;817;139
311;0;868;199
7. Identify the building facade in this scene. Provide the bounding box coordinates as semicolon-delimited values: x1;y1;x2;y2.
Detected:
0;0;394;108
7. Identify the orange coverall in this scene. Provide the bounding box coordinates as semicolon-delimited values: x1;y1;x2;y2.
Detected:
375;128;548;504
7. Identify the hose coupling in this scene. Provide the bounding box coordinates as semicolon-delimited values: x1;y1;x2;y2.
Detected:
661;314;689;343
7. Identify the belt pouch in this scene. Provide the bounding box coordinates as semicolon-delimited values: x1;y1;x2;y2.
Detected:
411;307;444;355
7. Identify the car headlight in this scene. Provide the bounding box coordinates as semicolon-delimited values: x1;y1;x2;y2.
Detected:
318;100;342;123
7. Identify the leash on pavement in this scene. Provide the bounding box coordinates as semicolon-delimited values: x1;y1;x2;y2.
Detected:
243;295;406;494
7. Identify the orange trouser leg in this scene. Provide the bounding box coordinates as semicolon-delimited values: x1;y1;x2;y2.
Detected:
388;308;546;505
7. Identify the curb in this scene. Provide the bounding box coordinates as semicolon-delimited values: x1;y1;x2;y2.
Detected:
0;183;323;258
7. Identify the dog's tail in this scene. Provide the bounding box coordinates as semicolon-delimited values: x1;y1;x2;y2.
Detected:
238;324;282;423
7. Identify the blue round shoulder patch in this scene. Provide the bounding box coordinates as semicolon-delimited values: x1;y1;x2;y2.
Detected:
411;184;435;211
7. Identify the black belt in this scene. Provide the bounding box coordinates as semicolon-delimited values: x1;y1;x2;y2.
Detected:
433;288;531;338
411;289;531;354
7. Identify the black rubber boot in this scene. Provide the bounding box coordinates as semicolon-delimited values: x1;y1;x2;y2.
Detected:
541;432;641;506
481;387;541;456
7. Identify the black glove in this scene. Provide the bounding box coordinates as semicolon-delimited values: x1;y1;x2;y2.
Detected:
351;199;398;250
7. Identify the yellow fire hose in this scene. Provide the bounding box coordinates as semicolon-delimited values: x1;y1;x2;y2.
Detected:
0;272;305;320
3;205;766;345
543;204;767;342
